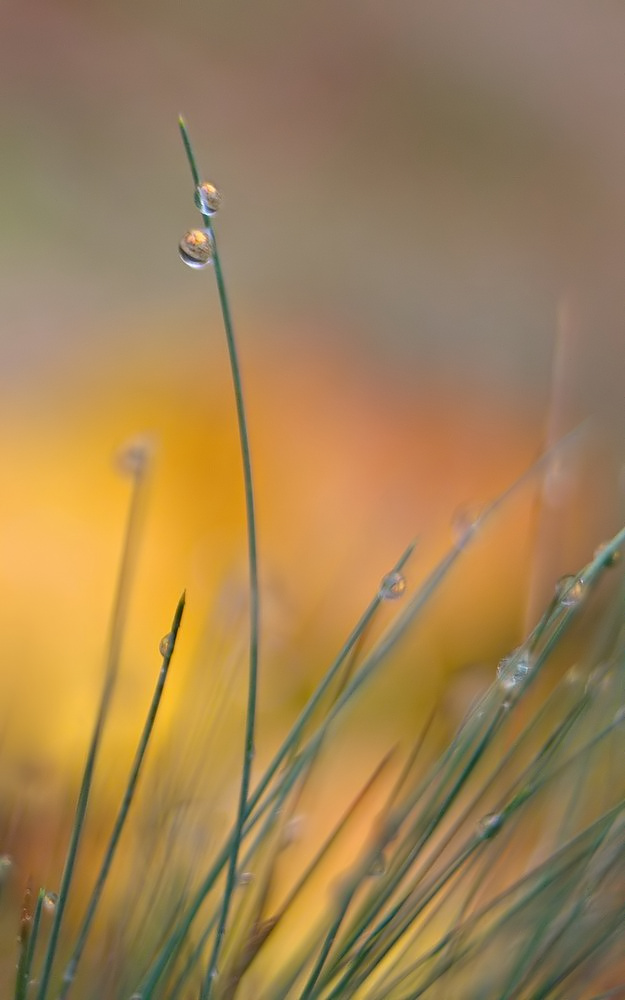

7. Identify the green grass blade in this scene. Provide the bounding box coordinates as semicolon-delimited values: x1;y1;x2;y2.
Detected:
178;116;260;1000
58;591;185;998
34;455;150;1000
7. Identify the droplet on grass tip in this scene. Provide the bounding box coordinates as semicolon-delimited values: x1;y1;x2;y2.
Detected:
368;853;387;877
43;891;58;913
593;542;621;568
115;435;153;479
194;181;222;216
159;632;173;657
478;812;504;839
556;574;587;608
451;503;486;546
179;228;215;269
378;571;406;601
497;648;532;691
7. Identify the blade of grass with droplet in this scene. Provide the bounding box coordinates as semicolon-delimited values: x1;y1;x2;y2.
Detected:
178;116;261;1000
320;679;625;998
131;542;415;997
58;591;185;999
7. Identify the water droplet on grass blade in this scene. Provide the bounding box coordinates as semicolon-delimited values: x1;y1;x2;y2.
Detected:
159;632;173;657
179;228;215;269
379;571;406;600
43;891;58;913
478;812;504;839
238;871;253;886
497;648;531;691
115;435;153;479
194;181;222;216
556;574;587;608
451;503;486;546
368;853;387;877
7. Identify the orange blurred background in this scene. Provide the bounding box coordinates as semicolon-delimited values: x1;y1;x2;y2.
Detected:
0;0;624;961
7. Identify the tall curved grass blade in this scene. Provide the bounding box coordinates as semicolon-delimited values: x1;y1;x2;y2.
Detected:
178;116;260;1000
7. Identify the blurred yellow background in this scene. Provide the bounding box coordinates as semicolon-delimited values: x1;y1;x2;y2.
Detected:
0;0;624;955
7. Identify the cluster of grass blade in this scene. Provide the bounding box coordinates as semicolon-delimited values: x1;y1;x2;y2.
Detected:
8;122;625;1000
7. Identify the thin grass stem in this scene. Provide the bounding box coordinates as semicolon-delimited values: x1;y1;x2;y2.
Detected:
133;543;414;998
58;592;185;999
14;884;40;1000
178;116;260;999
34;457;149;1000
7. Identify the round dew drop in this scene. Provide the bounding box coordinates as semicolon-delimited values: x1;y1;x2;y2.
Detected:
379;571;406;601
368;853;387;877
115;435;153;479
556;574;587;608
497;648;531;691
451;502;486;546
43;891;58;913
194;181;222;216
179;228;215;269
478;812;504;840
159;632;173;658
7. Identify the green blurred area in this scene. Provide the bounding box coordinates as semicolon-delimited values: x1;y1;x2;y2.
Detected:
0;0;624;391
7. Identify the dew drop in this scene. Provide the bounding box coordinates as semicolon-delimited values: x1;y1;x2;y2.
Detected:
43;891;58;913
478;812;504;840
593;542;621;568
496;648;531;691
115;435;153;479
378;571;406;601
194;181;222;216
159;632;173;658
0;855;12;881
451;503;486;546
238;871;253;886
179;228;215;269
368;853;387;877
556;575;587;608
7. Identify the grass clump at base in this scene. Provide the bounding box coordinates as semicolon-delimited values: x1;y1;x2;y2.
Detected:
4;122;625;1000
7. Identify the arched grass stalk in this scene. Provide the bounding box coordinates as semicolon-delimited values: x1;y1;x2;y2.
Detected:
178;116;260;1000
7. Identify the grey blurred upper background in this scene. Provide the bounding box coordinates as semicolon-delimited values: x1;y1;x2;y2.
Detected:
0;0;623;410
